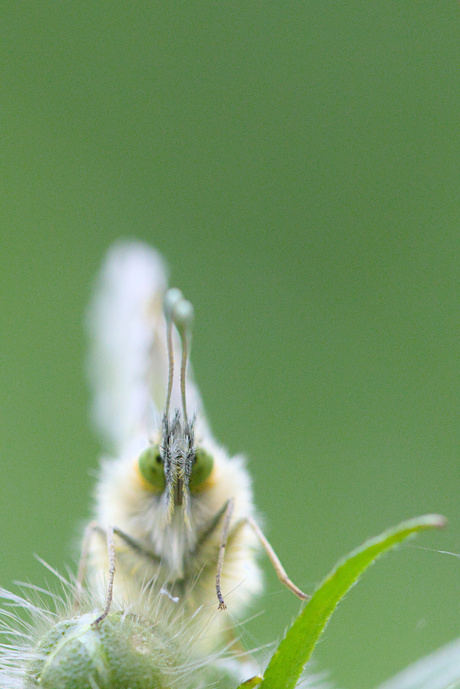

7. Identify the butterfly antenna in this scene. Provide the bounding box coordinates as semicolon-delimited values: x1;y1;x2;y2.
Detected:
172;298;194;427
163;288;183;420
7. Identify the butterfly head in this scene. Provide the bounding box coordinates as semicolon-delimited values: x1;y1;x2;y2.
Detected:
137;289;214;524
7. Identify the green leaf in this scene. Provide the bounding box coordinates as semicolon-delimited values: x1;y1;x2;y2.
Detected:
238;676;263;688
250;514;446;689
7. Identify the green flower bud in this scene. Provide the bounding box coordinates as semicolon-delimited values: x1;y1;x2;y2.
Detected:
26;612;175;689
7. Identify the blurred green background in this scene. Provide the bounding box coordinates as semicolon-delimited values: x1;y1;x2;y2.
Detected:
0;3;458;687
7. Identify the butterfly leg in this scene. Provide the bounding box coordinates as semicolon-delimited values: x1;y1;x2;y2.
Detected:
92;524;116;627
112;526;162;565
75;521;117;626
216;512;311;610
193;499;308;609
76;522;166;625
216;497;234;610
246;516;310;601
74;520;105;610
186;499;233;608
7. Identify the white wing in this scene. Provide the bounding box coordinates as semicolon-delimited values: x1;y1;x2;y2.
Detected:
86;240;208;454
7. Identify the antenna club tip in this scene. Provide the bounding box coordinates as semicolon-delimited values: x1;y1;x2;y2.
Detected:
164;288;183;321
173;299;194;334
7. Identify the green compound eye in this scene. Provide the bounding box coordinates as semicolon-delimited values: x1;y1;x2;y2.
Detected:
138;444;166;491
189;448;214;491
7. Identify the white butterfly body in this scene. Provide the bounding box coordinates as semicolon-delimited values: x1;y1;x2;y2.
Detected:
85;242;263;649
91;430;261;616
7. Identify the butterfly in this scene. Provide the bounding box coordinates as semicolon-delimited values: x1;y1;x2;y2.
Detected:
78;240;308;652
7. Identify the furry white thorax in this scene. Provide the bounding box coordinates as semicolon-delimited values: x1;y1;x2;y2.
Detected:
92;432;262;618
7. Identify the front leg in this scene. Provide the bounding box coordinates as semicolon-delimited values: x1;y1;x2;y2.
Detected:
92;525;116;627
246;516;309;601
75;521;108;609
112;526;162;566
216;497;234;610
75;522;163;625
74;522;117;627
186;498;234;610
216;506;311;610
215;512;310;608
187;499;234;610
77;523;162;590
191;500;310;610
